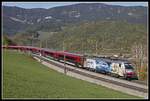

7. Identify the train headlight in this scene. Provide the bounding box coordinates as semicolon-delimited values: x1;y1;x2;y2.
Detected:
125;69;135;76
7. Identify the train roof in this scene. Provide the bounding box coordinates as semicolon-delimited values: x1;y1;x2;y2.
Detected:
58;51;84;57
41;48;56;52
93;57;130;64
105;59;129;63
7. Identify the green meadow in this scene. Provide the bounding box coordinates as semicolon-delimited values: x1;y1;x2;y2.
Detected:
2;50;140;99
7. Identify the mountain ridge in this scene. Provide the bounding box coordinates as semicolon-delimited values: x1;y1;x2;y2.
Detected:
2;3;147;35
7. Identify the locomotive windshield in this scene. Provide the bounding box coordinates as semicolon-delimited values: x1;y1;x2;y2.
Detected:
124;63;134;69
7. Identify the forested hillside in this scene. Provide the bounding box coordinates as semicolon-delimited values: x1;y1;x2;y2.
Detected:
45;21;147;54
11;20;147;56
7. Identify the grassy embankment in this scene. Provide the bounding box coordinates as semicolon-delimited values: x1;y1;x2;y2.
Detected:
3;50;140;98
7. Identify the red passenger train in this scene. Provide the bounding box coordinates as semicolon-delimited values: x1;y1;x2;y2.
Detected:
2;45;138;80
2;45;85;67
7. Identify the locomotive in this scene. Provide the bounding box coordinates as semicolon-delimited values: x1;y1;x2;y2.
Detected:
84;58;138;80
2;45;138;80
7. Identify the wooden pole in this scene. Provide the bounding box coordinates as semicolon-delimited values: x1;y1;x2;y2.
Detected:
46;40;47;48
40;40;42;62
63;41;67;74
96;40;98;55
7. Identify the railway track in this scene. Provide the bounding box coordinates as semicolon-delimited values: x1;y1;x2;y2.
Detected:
132;80;148;86
32;54;148;98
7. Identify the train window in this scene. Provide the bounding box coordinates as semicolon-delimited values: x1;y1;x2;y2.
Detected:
59;55;64;58
87;61;93;64
66;56;75;60
124;63;134;69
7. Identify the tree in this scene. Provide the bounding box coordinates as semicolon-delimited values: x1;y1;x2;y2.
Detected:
3;35;16;45
131;43;147;80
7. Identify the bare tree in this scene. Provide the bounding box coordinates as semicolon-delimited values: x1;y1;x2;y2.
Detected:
131;43;146;80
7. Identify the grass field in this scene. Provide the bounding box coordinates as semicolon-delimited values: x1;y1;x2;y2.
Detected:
2;50;140;99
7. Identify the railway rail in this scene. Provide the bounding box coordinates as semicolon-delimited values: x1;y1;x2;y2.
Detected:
31;53;148;98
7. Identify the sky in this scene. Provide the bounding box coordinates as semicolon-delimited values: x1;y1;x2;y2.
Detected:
2;2;148;9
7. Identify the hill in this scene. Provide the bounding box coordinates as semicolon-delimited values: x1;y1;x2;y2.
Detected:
2;3;147;35
3;50;139;98
43;21;147;55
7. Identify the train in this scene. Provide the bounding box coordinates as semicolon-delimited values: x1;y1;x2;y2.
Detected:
84;58;138;80
2;45;138;80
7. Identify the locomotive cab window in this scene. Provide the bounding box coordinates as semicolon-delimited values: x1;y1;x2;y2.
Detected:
124;63;134;69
